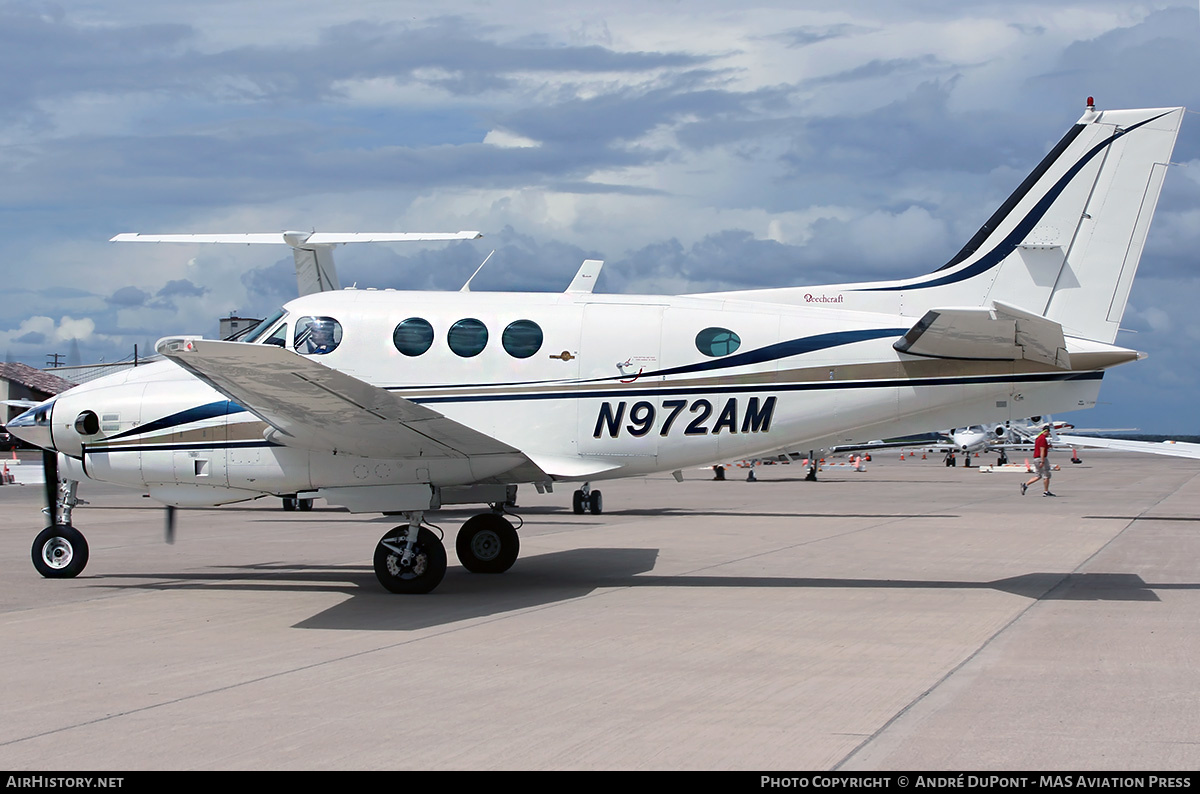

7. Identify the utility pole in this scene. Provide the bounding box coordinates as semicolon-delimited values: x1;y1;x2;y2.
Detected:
46;353;64;368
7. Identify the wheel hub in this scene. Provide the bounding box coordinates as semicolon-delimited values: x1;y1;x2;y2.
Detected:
470;530;501;561
385;549;427;578
41;537;73;569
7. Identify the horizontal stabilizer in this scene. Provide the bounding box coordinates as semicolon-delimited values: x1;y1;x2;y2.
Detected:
114;230;483;297
894;302;1069;367
111;231;482;245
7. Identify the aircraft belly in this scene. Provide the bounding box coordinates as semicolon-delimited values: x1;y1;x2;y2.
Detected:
225;444;311;492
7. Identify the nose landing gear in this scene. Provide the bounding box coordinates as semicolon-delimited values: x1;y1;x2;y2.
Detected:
32;477;89;578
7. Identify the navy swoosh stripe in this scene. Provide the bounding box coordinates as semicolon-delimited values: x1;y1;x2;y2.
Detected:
863;112;1171;293
934;123;1086;273
637;328;907;378
382;328;908;393
105;400;247;441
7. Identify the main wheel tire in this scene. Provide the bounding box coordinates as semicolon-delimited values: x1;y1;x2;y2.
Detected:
298;498;314;511
572;490;586;514
373;526;447;594
32;525;89;579
589;490;603;515
455;514;519;574
282;497;297;511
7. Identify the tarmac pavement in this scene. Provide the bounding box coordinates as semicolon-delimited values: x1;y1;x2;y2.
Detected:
1;449;1197;770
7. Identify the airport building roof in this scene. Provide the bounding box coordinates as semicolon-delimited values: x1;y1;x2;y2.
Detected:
0;362;76;396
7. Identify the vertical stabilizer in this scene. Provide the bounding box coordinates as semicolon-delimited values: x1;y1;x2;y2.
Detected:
1038;107;1183;342
690;102;1184;345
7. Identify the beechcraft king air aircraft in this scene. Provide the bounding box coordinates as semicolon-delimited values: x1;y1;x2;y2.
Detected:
8;101;1185;594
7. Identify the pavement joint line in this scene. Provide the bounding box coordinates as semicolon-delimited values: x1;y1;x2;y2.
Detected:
832;465;1200;770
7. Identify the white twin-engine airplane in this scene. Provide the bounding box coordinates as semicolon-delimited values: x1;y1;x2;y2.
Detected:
8;101;1185;594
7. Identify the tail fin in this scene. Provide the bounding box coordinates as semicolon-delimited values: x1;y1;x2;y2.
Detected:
972;104;1184;343
698;102;1184;344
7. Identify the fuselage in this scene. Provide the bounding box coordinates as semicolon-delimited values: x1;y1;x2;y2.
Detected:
11;287;1125;507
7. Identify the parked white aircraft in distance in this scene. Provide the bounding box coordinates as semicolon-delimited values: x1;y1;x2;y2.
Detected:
825;416;1072;466
9;100;1185;594
933;417;1076;466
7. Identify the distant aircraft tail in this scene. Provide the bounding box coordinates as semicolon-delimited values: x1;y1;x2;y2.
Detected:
701;102;1185;344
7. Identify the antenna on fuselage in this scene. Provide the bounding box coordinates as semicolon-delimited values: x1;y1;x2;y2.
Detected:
461;250;496;292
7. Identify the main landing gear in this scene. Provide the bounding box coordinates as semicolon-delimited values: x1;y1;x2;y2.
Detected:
372;506;522;594
572;482;603;515
281;496;314;511
32;478;89;579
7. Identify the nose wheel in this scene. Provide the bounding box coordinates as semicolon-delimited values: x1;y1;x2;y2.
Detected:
32;525;89;579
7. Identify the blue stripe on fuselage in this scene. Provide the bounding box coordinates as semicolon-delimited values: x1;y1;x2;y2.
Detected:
861;112;1171;293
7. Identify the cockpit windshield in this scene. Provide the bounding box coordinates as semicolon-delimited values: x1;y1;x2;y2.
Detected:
242;309;287;344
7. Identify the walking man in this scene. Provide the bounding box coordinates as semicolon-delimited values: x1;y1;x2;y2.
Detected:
1022;424;1056;497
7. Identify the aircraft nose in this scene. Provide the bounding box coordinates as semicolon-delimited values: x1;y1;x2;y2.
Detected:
6;399;56;452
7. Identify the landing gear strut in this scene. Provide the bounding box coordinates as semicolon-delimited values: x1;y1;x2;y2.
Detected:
572;482;603;515
32;479;89;579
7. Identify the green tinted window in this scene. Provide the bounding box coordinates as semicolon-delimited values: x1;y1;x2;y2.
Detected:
695;327;741;357
448;318;488;357
502;320;543;359
393;318;435;356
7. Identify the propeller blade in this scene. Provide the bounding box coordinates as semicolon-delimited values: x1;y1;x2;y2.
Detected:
42;449;59;526
164;505;176;544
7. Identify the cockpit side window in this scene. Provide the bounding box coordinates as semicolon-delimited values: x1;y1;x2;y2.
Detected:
263;322;289;348
294;316;343;355
243;309;286;344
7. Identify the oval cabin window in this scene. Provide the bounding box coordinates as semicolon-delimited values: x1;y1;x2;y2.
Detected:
448;318;489;357
502;320;543;359
695;327;741;357
393;318;435;356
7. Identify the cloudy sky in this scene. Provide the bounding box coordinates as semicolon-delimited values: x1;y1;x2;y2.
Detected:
2;0;1198;431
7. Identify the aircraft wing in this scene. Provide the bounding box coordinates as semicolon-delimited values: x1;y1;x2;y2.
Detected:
1055;435;1200;460
154;337;542;474
894;301;1069;367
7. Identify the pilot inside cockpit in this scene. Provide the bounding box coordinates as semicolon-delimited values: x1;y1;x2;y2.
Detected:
295;316;343;355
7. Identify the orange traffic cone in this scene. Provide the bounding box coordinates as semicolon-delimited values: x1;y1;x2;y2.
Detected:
921;452;926;459
900;452;905;460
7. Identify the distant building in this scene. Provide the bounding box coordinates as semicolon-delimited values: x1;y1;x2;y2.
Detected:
1;362;76;423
